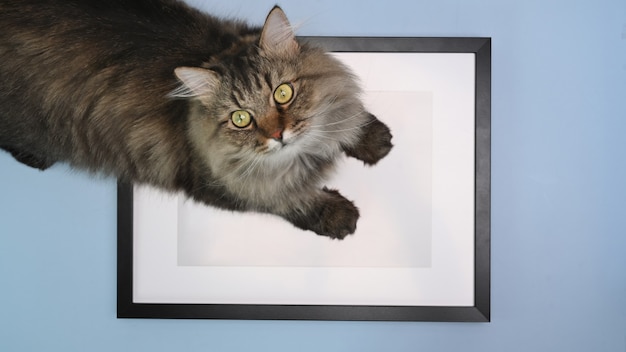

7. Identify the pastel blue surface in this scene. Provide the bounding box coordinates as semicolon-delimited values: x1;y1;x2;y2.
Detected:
1;0;625;351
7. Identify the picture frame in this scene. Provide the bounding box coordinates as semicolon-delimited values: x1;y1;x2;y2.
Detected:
117;37;491;322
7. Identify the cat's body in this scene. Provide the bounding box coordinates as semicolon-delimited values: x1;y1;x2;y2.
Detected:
0;0;392;239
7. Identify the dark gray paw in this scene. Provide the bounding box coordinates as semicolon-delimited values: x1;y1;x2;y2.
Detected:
314;188;359;239
285;188;359;240
344;114;393;165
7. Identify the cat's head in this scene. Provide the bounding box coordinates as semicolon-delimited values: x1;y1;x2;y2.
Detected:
172;7;368;180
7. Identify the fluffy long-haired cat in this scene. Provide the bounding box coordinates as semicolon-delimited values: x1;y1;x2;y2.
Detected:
0;0;393;239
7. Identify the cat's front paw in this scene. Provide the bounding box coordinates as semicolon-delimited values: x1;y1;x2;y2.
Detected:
314;188;359;239
344;114;393;165
285;188;359;239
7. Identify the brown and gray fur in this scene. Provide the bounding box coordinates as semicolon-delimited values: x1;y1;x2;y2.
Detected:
0;0;392;239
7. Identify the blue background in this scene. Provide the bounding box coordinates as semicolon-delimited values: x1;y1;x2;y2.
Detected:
1;0;625;351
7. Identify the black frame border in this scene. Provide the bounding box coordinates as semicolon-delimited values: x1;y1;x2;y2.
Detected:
118;37;491;322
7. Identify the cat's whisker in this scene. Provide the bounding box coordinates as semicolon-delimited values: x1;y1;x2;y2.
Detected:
305;131;340;143
239;155;264;180
314;117;378;133
310;96;343;119
311;108;367;128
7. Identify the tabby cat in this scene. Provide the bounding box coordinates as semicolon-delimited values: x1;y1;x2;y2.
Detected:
0;0;393;239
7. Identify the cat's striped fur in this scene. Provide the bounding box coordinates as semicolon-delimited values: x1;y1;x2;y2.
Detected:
0;0;393;238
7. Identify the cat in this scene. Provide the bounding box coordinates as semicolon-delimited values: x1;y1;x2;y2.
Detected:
0;0;393;239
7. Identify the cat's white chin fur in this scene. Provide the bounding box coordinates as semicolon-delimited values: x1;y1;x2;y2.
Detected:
264;129;297;154
266;139;284;153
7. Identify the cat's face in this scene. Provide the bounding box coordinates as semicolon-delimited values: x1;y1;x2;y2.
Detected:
173;7;368;186
188;51;361;157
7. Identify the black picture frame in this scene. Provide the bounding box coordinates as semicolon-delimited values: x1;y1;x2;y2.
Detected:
117;37;491;322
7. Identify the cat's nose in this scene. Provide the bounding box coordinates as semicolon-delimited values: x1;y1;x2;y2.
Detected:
270;128;283;141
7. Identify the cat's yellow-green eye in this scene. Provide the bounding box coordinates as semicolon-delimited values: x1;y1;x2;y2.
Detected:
231;110;252;128
273;83;294;105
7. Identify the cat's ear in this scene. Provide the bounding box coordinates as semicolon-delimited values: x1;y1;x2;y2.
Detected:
170;67;219;98
259;6;299;57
